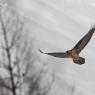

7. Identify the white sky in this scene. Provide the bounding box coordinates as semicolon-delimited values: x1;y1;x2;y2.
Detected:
5;0;95;95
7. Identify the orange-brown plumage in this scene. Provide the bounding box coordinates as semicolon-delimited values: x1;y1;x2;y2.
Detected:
67;50;78;59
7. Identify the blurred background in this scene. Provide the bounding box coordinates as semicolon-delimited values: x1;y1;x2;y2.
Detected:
1;0;95;95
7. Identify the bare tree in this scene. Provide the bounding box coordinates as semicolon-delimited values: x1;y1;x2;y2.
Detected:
0;5;54;95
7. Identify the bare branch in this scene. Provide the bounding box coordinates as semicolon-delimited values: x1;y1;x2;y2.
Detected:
0;6;54;95
0;12;16;95
0;77;12;91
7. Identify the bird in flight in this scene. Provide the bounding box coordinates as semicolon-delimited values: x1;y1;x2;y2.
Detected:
39;25;95;65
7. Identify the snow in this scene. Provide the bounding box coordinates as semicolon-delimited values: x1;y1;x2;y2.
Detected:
6;0;95;95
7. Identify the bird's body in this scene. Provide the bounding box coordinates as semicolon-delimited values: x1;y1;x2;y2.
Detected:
66;50;78;59
39;25;95;65
66;50;85;65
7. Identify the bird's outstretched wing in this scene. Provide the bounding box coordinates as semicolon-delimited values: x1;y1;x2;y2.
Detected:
72;25;95;54
39;49;68;58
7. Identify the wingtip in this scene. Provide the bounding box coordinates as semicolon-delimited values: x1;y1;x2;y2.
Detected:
92;23;95;30
39;49;44;53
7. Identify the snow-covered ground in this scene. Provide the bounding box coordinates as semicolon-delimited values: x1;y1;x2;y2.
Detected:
7;0;95;95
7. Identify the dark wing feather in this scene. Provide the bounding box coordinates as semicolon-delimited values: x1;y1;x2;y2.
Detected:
72;27;95;54
39;49;68;58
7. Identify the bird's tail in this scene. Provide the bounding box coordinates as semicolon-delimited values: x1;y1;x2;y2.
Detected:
73;57;85;65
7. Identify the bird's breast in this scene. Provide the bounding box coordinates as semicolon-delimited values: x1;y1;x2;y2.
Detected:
67;50;78;59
